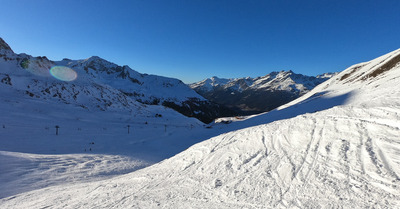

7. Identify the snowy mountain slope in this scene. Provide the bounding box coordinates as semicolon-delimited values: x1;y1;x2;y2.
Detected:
212;48;400;132
0;39;149;112
277;48;400;111
190;71;336;114
2;49;399;207
0;37;223;197
55;55;235;123
56;56;203;105
0;66;217;198
0;38;232;123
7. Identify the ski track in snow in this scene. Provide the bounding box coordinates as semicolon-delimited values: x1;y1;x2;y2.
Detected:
1;106;400;208
0;151;149;198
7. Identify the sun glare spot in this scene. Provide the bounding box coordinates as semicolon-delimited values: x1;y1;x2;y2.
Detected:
50;66;78;81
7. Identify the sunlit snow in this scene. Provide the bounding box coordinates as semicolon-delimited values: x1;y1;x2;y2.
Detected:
1;38;400;208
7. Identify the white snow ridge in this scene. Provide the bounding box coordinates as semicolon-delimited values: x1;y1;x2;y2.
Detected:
2;46;400;208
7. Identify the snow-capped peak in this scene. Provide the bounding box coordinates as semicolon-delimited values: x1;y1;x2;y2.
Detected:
192;70;331;94
0;38;13;53
0;38;15;58
316;72;337;79
189;76;232;91
190;70;333;114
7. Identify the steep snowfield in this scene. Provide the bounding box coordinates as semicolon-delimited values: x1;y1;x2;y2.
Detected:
1;43;399;209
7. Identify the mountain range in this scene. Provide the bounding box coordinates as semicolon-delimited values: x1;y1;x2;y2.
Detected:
190;71;336;115
0;38;232;123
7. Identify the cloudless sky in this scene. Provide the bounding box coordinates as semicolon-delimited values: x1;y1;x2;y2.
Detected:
1;0;400;83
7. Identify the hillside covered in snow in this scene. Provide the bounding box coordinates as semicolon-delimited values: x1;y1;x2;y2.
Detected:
0;37;220;198
0;38;232;123
1;44;399;208
190;71;336;115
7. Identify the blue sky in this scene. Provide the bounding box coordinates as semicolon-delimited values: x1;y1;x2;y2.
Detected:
1;0;400;83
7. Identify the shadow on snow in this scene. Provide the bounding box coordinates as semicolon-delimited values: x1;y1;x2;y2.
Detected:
221;91;353;133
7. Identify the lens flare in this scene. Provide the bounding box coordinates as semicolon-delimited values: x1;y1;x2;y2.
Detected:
50;66;77;81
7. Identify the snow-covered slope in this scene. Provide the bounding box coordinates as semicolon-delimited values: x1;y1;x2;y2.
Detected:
190;71;336;114
0;37;224;198
2;46;399;208
0;38;231;123
0;80;214;198
56;56;203;105
0;38;186;112
55;56;234;123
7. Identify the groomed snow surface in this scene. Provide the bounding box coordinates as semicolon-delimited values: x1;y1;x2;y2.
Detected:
4;105;400;208
1;48;400;208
